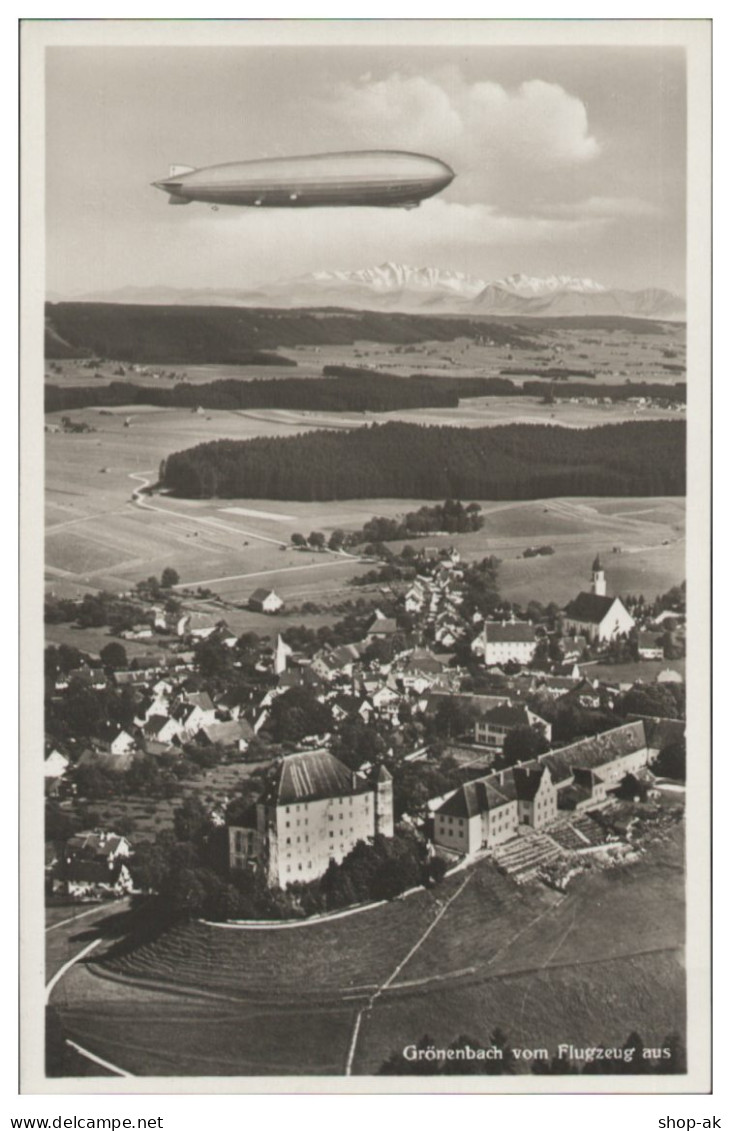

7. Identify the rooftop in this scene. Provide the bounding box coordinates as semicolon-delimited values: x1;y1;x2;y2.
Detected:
267;749;362;806
564;592;620;624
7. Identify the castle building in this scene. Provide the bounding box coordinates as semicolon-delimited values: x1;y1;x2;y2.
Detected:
563;555;635;643
228;749;394;888
433;720;650;857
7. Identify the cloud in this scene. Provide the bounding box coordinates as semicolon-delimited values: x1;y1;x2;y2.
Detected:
540;195;661;220
168;197;608;287
312;73;600;185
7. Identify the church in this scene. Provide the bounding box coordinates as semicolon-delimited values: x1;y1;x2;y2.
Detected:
228;749;394;889
563;555;635;643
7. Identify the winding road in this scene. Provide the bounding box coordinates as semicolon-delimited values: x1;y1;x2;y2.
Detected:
128;471;367;590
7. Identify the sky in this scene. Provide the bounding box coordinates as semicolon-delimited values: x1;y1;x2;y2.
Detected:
45;43;686;297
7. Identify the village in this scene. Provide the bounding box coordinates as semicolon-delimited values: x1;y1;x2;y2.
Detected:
44;534;686;913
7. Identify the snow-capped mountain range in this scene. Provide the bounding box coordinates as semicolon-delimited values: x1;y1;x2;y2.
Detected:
63;263;685;319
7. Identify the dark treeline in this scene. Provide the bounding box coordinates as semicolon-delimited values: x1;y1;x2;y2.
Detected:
45;373;687;415
159;419;686;501
45;373;521;415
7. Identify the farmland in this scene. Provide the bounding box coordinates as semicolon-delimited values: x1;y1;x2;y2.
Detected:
45;395;685;619
51;820;684;1076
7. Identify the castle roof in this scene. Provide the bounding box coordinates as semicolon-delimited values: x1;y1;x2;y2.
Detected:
267;749;362;806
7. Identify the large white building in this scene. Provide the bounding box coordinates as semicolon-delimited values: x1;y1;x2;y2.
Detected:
229;749;394;888
471;620;537;666
563;556;635;643
433;720;650;857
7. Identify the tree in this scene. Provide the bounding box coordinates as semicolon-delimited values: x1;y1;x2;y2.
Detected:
100;642;128;670
328;528;346;552
265;686;333;744
161;567;180;588
307;531;326;551
45;801;80;842
617;683;685;721
431;698;478;740
502;724;550;766
174;795;210;844
291;533;306;548
654;739;686;781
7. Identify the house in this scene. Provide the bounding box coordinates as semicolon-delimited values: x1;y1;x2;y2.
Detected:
433;772;519;855
196;718;254;752
57;859;134;900
365;614;400;642
65;829;132;865
108;729;136;756
310;644;361;683
248;588;284;614
404;582;428;613
228;749;394;888
179;690;217;724
563;556;635;643
44;748;69;780
513;764;558;829
170;702;208;739
143;714;184;746
471;620;537;667
473;703;552;750
638;631;664;660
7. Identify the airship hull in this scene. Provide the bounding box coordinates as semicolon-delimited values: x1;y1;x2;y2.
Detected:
153;150;454;209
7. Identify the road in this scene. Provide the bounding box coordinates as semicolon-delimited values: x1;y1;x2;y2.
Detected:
46;899;132;987
129;472;288;547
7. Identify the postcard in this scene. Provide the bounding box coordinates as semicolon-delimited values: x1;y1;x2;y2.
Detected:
20;18;711;1094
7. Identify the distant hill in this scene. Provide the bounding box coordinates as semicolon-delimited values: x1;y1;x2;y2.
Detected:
63;263;685;321
44;301;673;363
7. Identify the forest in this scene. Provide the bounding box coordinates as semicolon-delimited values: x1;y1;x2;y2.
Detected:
44;370;686;415
159;419;686;501
44;372;524;414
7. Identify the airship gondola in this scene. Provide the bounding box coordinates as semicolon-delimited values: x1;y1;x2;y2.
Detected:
152;150;455;210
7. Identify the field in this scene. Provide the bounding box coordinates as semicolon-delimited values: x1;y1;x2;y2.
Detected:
45;394;685;621
50;821;685;1076
47;318;686;387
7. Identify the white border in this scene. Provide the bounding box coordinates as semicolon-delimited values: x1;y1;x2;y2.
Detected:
19;16;712;1100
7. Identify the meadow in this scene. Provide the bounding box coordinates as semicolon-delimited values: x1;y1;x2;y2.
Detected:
45;392;685;619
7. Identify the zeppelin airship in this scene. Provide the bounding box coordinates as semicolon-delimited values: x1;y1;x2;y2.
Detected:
152;150;455;209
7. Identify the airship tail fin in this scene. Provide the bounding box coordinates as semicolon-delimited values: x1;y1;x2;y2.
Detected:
169;164;195;177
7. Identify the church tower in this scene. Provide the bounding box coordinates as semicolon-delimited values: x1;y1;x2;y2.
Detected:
274;634;292;676
591;554;607;597
374;764;394;838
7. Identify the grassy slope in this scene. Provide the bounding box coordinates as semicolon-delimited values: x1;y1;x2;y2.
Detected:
59;825;685;1077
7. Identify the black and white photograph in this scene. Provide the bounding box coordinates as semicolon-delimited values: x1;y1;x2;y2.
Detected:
20;18;711;1093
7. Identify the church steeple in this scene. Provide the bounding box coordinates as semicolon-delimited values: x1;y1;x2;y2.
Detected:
591;554;606;597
